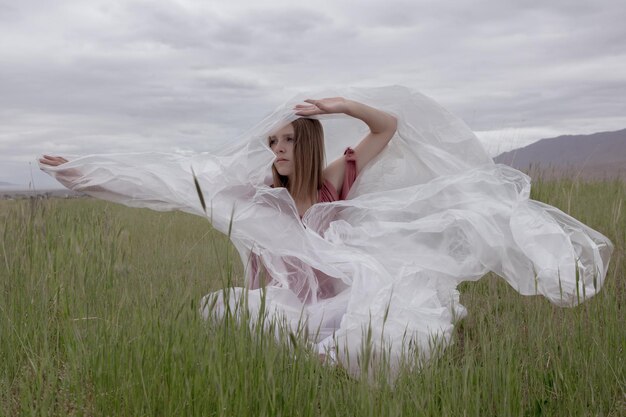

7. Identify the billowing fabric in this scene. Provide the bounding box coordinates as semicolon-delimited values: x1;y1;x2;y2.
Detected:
39;86;613;375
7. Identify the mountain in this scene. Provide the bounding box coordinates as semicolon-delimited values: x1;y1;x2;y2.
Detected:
494;128;626;180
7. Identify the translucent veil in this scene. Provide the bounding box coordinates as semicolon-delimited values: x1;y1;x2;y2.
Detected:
39;86;613;374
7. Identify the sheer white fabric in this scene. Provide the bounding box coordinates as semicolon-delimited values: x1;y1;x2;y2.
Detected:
39;86;613;375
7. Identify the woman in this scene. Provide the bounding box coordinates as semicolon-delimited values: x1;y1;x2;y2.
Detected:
39;96;398;303
39;86;613;376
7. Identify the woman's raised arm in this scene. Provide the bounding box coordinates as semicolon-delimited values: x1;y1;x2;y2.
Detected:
294;98;397;193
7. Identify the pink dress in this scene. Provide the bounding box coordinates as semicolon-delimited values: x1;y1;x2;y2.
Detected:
248;148;358;300
318;147;358;203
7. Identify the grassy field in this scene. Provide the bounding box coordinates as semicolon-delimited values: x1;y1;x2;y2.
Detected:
1;179;624;416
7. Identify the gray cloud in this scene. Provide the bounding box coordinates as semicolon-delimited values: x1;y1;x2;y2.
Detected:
1;0;625;186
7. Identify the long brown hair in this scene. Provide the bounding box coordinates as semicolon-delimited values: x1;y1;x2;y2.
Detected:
271;118;325;203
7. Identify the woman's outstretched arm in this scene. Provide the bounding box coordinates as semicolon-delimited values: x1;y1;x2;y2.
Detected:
294;97;397;193
38;153;206;215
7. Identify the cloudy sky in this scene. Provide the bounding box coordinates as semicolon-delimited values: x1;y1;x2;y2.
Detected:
1;0;625;188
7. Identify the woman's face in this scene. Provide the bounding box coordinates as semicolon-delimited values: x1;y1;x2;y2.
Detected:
269;123;295;177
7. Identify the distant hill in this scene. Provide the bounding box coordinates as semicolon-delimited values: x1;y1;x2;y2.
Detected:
494;128;626;180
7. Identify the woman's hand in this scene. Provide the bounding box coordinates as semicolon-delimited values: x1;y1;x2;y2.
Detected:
294;97;350;116
39;155;83;188
39;155;69;167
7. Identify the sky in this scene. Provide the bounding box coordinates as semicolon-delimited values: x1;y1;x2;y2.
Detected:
1;0;625;189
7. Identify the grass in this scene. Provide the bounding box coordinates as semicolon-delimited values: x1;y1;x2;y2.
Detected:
0;178;624;416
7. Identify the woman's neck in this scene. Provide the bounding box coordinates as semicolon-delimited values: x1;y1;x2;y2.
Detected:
287;175;318;217
294;195;315;217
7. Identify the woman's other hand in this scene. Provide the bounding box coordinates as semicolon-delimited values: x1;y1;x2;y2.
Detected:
39;155;68;167
38;155;84;189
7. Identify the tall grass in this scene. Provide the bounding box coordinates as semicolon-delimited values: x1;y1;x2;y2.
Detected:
1;178;624;416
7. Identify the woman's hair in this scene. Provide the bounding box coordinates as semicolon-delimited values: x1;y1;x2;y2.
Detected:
271;118;325;203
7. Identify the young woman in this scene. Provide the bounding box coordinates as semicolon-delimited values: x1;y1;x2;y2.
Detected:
39;86;612;375
39;96;398;303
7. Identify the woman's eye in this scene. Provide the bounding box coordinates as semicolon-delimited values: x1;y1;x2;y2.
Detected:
287;137;294;142
269;139;276;146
